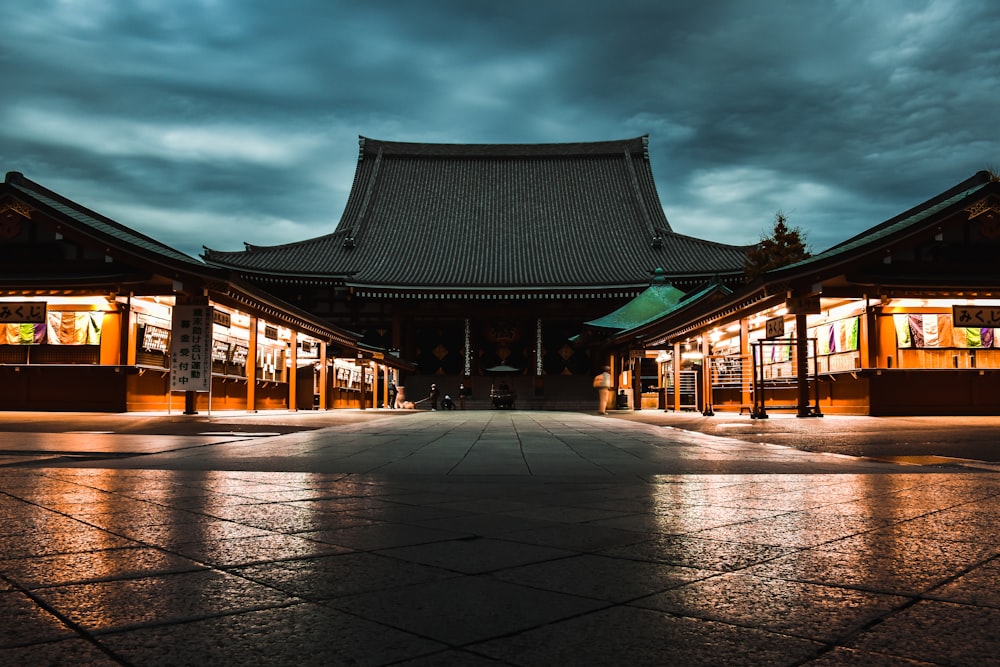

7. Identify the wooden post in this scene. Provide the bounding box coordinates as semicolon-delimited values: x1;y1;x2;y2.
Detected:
796;311;811;417
288;331;298;412
672;341;681;412
247;315;258;413
318;341;328;410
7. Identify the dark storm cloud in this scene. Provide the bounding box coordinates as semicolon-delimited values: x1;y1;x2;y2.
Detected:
1;0;998;258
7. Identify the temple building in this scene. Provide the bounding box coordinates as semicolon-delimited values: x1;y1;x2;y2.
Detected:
6;133;995;416
202;136;751;407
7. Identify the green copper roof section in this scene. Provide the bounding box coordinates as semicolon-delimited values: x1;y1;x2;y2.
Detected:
585;269;686;331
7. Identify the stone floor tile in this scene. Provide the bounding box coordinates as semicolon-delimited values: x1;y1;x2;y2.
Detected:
0;511;97;540
490;521;651;553
337;502;472;524
167;532;351;567
0;546;205;590
197;502;352;534
0;526;136;560
0;590;76;647
925;558;1000;608
805;646;939;665
876;508;1000;544
411;512;564;538
299;522;471;551
99;601;445;667
391;648;515;666
113;518;274;547
491;553;716;602
848;600;1000;666
0;638;121;666
377;536;575;574
744;546;982;596
229;552;459;599
690;511;881;548
470;604;823;667
633;572;909;643
597;533;798;571
33;568;296;633
70;504;211;529
325;575;607;646
499;504;633;524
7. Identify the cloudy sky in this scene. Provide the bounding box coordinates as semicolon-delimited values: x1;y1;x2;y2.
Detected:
2;0;998;260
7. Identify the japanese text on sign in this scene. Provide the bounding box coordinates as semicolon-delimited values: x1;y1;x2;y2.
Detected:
765;316;785;339
952;305;1000;328
0;301;47;323
170;305;214;392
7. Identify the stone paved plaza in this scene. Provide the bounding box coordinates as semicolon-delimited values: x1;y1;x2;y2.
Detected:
1;410;999;665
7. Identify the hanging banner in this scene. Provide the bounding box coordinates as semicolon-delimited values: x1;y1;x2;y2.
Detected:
171;305;213;392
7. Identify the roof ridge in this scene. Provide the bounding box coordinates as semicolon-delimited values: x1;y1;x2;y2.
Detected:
359;136;649;159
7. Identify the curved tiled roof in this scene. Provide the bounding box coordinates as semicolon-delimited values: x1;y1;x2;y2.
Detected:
6;172;204;269
203;136;750;289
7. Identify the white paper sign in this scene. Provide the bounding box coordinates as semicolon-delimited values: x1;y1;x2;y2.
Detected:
171;305;213;392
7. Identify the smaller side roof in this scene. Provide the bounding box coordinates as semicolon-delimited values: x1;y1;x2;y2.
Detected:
585;269;687;331
775;170;996;276
4;171;204;270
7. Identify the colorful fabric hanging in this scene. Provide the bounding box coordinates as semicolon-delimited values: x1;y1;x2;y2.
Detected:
965;327;982;348
44;312;103;345
907;314;924;347
894;314;912;348
923;314;939;347
938;315;953;348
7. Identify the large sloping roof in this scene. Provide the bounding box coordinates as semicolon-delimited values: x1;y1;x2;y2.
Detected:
203;136;750;290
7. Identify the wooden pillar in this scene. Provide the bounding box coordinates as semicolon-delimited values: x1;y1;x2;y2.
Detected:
246;315;258;413
701;335;713;416
795;311;810;417
288;332;298;412
740;317;751;411
672;341;681;412
631;353;641;410
382;363;389;409
358;356;366;410
862;301;878;369
318;341;328;410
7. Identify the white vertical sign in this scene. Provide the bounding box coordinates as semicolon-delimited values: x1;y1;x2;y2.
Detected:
171;305;213;392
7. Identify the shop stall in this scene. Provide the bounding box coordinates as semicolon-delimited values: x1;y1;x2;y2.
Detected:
0;172;410;412
613;171;1000;416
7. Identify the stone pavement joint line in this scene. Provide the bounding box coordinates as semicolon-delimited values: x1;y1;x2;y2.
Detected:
0;412;999;665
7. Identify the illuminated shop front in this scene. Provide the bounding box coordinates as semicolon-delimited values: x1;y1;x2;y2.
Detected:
0;172;408;413
614;171;1000;416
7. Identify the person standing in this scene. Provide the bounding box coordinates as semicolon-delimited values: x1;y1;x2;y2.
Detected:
429;383;440;411
594;365;612;414
387;381;397;409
